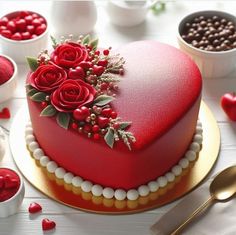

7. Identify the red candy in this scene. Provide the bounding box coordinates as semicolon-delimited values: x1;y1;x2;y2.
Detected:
28;202;42;214
42;218;56;231
0;11;47;41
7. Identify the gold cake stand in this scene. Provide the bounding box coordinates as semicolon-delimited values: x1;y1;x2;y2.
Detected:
9;101;220;214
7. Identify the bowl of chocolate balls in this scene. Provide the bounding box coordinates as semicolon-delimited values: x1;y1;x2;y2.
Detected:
177;10;236;78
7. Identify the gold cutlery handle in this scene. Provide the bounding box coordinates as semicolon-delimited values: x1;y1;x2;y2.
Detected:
170;196;214;235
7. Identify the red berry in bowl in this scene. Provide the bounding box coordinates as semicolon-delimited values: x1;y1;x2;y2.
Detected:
31;13;39;19
35;24;46;35
24;15;33;24
32;18;41;27
11;32;22;40
26;25;35;34
0;17;9;26
6;21;16;33
38;17;46;24
21;31;31;40
15;19;26;31
19;11;30;18
0;25;7;32
1;29;12;39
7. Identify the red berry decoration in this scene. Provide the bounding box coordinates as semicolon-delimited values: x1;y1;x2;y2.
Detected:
103;49;110;56
73;106;90;121
93;133;100;140
0;17;9;26
98;116;109;128
1;29;12;38
40;101;47;109
15;19;26;31
97;59;108;67
35;24;46;35
93;65;105;76
6;21;16;33
68;66;85;80
21;31;31;40
42;218;56;231
24;15;33;24
79;61;93;70
84;123;92;132
92;125;100;133
110;111;117;119
221;92;236;121
113;122;120;129
71;122;78;130
28;202;42;214
11;32;22;40
101;108;112;117
26;25;35;34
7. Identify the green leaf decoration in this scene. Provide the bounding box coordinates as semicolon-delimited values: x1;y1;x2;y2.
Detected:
93;95;115;107
89;38;99;50
56;112;71;129
26;57;39;71
30;92;47;102
119;122;132;130
40;105;57;117
82;34;90;45
25;84;32;90
50;35;58;48
27;88;38;97
104;128;115;148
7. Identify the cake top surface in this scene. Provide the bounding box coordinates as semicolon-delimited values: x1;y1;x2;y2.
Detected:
113;40;202;149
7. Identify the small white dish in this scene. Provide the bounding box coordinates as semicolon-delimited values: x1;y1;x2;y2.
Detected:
0;11;49;64
177;10;236;78
0;168;25;218
0;127;6;162
0;54;17;103
106;0;155;27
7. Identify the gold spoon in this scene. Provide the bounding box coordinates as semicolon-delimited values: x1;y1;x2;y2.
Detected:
170;165;236;235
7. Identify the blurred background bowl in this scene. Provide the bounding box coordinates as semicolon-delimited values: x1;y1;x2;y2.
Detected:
177;10;236;78
0;11;48;64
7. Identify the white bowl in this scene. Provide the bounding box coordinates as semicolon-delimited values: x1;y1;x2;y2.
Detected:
177;10;236;78
0;54;17;103
0;11;49;64
106;1;150;27
0;127;6;161
0;168;25;218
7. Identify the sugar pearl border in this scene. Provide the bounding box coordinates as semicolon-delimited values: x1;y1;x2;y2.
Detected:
25;120;203;201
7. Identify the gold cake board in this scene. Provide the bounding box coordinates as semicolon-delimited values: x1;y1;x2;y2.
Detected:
9;101;220;214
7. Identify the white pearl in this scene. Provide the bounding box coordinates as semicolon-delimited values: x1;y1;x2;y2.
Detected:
189;142;201;152
103;187;114;199
26;135;35;144
33;148;44;160
195;126;203;134
40;156;50;167
179;158;189;169
127;189;139;200
25;127;33;135
185;150;197;162
193;134;203;144
138;185;150;197
157;176;168;187
26;121;32;128
72;176;83;187
29;141;39;152
171;165;182;176
114;189;126;200
165;172;175;182
197;120;202;127
91;184;103;196
81;181;93;192
47;161;58;173
55;167;66;179
64;172;74;184
148;181;159;192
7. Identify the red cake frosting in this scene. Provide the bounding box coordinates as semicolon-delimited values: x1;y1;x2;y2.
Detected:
0;168;20;202
27;39;202;190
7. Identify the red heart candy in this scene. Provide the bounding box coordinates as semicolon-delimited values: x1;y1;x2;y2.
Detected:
221;93;236;121
0;176;4;189
68;66;85;80
4;174;19;189
73;106;90;121
97;116;109;128
28;202;42;214
0;107;10;119
93;65;105;76
101;108;112;117
79;61;92;70
97;59;108;67
42;218;56;231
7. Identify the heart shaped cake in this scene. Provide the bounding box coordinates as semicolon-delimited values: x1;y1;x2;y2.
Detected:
26;36;202;200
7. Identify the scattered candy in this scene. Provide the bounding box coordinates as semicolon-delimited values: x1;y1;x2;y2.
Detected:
221;92;236;121
28;202;42;214
42;218;56;231
0;108;11;119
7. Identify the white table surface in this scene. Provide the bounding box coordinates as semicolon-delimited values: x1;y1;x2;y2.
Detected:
0;1;236;235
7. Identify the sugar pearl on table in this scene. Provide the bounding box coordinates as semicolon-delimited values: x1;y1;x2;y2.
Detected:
55;167;66;179
25;134;35;144
171;165;182;176
91;184;103;197
28;141;39;152
127;189;139;200
81;181;93;193
25;127;33;135
197;120;202;127
138;185;150;196
179;158;189;169
40;156;50;167
190;142;201;152
72;176;83;187
114;189;127;200
64;172;74;184
194;134;203;144
157;176;168;187
148;181;159;192
46;161;58;173
196;126;203;134
165;172;175;182
33;148;44;160
103;187;115;199
26;121;32;128
185;150;197;162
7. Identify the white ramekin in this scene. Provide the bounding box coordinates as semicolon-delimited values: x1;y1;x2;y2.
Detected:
177;10;236;78
0;168;25;218
0;11;49;64
0;54;17;103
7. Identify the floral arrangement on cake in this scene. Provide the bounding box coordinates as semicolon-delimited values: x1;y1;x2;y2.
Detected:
26;35;136;150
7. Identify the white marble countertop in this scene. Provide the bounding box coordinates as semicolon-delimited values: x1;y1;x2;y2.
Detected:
0;1;236;234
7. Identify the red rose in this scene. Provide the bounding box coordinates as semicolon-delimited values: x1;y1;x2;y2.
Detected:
51;42;88;69
51;79;97;112
29;64;67;93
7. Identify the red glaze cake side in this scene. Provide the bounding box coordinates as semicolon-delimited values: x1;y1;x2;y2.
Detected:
27;41;202;190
